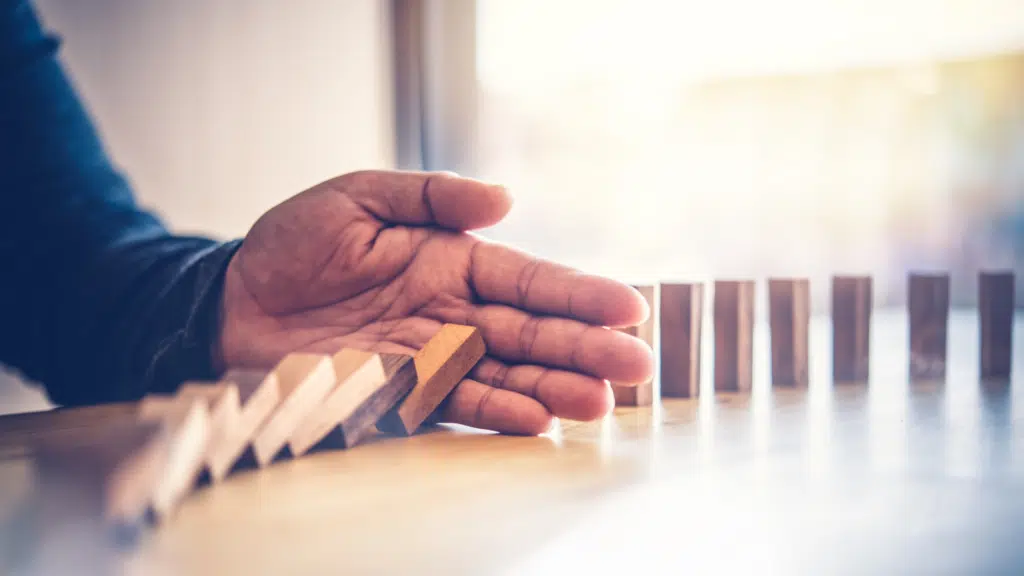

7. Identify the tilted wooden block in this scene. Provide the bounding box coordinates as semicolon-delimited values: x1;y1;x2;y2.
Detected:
659;282;703;398
832;276;872;383
612;284;655;406
251;354;337;466
32;419;171;530
979;271;1015;381
769;278;810;387
207;369;281;480
289;350;417;456
172;382;240;481
713;280;755;392
136;395;211;520
377;324;485;435
908;273;950;380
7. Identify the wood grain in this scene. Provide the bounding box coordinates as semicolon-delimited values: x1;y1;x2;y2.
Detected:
831;275;872;383
251;354;336;466
908;273;950;380
207;369;280;480
137;396;211;520
612;285;655;406
713;280;755;392
979;271;1015;381
377;324;485;435
769;278;810;387
659;282;703;398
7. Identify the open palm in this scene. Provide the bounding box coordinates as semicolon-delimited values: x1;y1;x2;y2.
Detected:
217;170;653;434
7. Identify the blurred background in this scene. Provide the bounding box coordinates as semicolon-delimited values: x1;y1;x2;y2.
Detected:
3;0;1022;412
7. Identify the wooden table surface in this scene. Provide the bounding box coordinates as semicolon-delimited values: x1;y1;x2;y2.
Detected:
1;309;1022;575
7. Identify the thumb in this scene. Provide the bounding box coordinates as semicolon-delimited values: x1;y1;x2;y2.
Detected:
332;170;513;230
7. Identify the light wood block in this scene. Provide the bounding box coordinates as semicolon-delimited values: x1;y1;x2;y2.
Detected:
713;280;755;392
32;419;170;529
377;324;486;435
612;285;655;406
289;351;417;456
908;273;950;380
832;276;872;383
980;271;1015;381
137;396;211;520
659;282;703;398
207;369;281;480
769;278;810;387
251;354;337;465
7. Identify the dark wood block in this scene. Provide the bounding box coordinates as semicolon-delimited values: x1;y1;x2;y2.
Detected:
659;283;703;398
832;276;872;383
980;271;1015;381
908;273;950;380
612;285;655;406
713;280;755;392
289;351;417;455
377;324;486;435
769;278;810;387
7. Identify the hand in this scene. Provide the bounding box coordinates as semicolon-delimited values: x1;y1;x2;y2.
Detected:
217;170;654;435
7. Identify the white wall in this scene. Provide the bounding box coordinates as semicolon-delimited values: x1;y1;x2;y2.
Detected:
1;0;396;414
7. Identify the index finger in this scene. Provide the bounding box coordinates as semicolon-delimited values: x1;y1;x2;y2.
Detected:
469;242;649;327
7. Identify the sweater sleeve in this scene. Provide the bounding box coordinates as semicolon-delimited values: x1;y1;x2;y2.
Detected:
0;0;241;406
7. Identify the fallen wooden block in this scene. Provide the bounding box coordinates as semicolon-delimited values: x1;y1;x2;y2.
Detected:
251;354;337;466
659;282;703;398
612;284;655;406
207;369;281;480
171;382;240;482
769;278;810;387
137;396;211;520
377;324;486;435
713;280;755;392
979;271;1015;381
32;419;171;532
831;276;872;383
908;273;950;380
289;350;417;456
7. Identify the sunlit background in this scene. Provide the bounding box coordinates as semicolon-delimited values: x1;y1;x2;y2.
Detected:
473;0;1024;309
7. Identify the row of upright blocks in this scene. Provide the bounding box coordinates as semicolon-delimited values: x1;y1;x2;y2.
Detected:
613;271;1016;405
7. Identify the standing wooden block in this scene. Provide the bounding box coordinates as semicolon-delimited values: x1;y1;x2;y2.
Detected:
659;283;703;398
713;280;755;392
137;396;211;520
207;369;280;480
979;271;1015;380
377;324;486;435
289;350;417;456
832;276;872;382
908;273;950;380
251;354;337;465
612;285;655;406
769;278;810;387
32;419;170;530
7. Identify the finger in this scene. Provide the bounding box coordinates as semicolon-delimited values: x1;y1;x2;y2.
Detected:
437;379;554;435
335;170;512;230
471;358;614;421
469;242;648;327
443;304;654;383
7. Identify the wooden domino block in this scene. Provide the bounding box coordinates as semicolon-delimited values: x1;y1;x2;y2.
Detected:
32;419;171;530
769;278;810;387
136;396;211;520
207;369;280;480
908;273;950;380
251;354;337;465
173;382;240;481
659;282;703;398
979;271;1015;381
832;275;872;382
612;285;655;406
713;280;755;392
289;350;417;456
377;324;485;435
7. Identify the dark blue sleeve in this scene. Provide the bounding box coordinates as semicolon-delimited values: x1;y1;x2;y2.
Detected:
0;0;242;406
